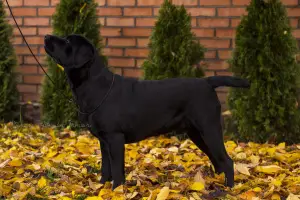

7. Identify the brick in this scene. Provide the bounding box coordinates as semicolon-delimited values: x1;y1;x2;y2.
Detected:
11;8;36;16
231;19;241;27
107;38;136;47
232;0;250;5
8;17;23;26
17;56;23;64
24;18;49;26
204;71;215;77
38;67;48;74
39;47;47;55
198;18;229;28
108;0;135;5
200;0;230;6
16;66;38;74
207;61;229;70
98;8;122;16
288;8;300;17
205;50;217;59
38;8;55;16
125;49;149;57
218;8;247;17
137;38;149;47
23;94;39;102
192;28;214;37
106;18;134;27
12;37;23;45
136;18;156;27
108;58;135;67
293;29;300;38
6;0;23;6
15;46;38;55
191;18;197;27
136;59;146;67
13;27;37;36
123;68;143;78
123;28;152;36
95;0;106;6
216;29;236;38
200;39;230;49
218;50;232;59
51;0;60;5
24;56;46;65
24;0;50;6
290;19;298;28
24;75;44;84
124;8;153;16
38;27;52;35
281;0;298;5
17;84;37;93
216;71;233;76
103;48;123;56
100;27;121;37
26;36;44;45
172;0;198;5
138;0;164;6
186;8;216;17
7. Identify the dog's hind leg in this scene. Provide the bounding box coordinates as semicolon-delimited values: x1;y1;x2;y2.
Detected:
99;140;113;184
189;104;234;188
186;128;222;174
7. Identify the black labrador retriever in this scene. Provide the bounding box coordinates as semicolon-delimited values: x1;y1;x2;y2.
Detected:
44;34;250;190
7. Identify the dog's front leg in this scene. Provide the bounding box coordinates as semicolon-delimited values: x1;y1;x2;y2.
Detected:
99;140;112;184
106;133;125;190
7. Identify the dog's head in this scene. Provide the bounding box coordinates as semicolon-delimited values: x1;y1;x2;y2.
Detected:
44;34;95;69
44;34;99;88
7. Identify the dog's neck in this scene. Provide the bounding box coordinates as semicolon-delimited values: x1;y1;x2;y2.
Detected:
67;54;115;114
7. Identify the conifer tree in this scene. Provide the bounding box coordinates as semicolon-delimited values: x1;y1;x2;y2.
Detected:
227;0;300;144
41;0;105;129
0;0;20;122
142;0;205;80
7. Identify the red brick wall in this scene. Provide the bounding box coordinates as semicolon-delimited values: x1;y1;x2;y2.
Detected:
5;0;300;108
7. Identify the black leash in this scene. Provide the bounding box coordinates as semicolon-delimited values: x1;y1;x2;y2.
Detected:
5;0;114;115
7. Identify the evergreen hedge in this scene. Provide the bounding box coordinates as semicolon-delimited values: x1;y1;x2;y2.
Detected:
0;0;20;122
227;0;300;144
142;0;206;80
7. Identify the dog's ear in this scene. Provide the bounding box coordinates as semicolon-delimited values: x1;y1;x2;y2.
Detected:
72;37;95;68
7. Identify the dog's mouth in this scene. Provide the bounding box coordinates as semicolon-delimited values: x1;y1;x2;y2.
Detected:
44;35;62;65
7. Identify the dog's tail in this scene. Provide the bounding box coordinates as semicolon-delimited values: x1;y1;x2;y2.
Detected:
205;76;250;89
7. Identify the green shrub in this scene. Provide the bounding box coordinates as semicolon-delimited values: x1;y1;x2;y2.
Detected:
41;0;105;129
0;0;20;122
142;0;206;80
227;0;300;144
142;0;206;139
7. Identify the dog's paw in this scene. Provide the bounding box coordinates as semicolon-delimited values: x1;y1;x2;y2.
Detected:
112;179;125;191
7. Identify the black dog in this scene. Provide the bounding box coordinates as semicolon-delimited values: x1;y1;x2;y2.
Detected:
44;34;250;190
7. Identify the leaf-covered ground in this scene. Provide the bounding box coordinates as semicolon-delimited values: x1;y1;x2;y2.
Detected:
0;123;299;200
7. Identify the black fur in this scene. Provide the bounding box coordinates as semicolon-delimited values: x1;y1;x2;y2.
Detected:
44;34;250;190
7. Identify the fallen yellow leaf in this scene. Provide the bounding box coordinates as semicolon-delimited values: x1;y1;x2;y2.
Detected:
156;187;169;200
255;165;282;174
189;182;205;191
9;158;22;167
37;176;47;188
